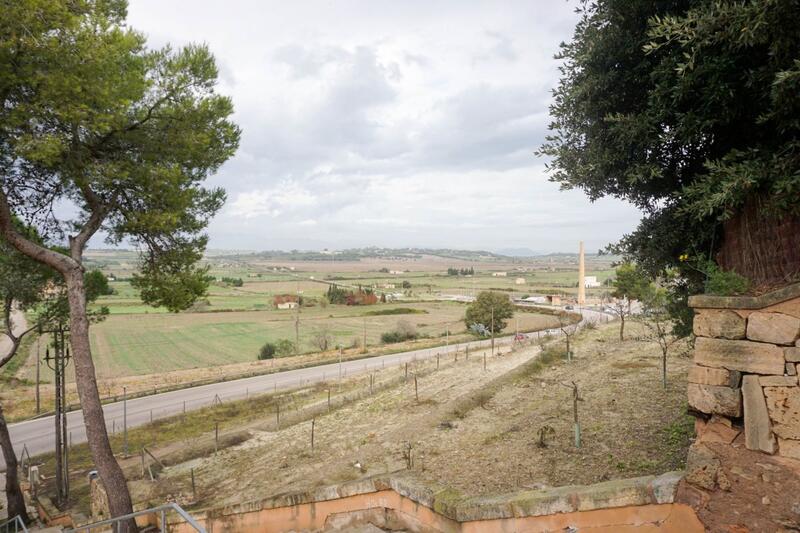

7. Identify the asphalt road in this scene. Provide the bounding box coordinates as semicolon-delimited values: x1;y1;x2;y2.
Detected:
5;305;612;469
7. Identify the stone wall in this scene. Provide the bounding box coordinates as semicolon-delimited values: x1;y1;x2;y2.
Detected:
688;283;800;459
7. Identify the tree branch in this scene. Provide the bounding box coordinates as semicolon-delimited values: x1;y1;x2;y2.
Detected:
0;188;75;274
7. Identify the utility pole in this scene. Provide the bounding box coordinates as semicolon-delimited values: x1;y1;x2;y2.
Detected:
123;386;128;457
35;330;41;414
490;307;495;356
362;317;367;353
294;300;300;355
338;345;343;382
45;326;70;507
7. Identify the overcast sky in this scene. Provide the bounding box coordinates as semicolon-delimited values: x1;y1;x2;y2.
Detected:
125;1;642;254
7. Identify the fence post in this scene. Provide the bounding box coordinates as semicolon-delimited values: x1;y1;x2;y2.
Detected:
215;422;219;453
311;418;315;451
123;386;128;456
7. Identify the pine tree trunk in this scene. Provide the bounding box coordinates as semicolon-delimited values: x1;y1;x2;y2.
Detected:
0;403;29;524
64;270;137;532
619;315;625;341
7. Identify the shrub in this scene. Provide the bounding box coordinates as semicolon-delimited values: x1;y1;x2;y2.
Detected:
704;264;750;296
381;320;418;344
275;339;295;357
258;342;276;360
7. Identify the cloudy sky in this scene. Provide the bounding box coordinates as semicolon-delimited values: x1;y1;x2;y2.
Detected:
125;0;642;254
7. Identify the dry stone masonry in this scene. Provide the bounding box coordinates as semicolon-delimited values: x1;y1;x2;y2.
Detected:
688;284;800;460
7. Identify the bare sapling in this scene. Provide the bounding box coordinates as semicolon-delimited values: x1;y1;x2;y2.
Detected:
561;381;583;447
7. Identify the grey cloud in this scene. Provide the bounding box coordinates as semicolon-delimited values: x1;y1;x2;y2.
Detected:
480;31;518;62
122;0;643;252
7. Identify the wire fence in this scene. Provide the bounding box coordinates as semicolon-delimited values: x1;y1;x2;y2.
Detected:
13;309;616;465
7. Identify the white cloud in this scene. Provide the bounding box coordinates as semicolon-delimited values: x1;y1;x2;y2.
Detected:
123;0;643;253
229;180;317;219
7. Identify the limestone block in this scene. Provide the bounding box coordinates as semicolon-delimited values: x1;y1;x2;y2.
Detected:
684;443;720;491
786;347;800;362
697;416;741;445
688;365;731;386
694;337;785;375
688;383;742;417
742;375;776;454
747;311;800;345
787;363;797;376
778;438;800;460
759;375;798;386
764;386;800;440
693;309;746;339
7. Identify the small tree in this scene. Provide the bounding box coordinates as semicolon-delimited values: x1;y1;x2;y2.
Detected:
640;290;681;389
464;291;514;334
312;326;332;351
558;313;578;361
608;299;631;342
611;263;652;341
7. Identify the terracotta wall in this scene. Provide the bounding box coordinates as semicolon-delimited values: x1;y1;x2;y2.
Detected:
167;473;704;533
169;489;701;533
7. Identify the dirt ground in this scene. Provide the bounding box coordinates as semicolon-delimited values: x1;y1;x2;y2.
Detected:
678;439;800;532
141;321;693;510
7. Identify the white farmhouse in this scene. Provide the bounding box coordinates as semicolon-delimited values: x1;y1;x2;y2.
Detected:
584;276;601;288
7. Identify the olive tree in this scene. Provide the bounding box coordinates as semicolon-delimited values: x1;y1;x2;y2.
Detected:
0;1;240;526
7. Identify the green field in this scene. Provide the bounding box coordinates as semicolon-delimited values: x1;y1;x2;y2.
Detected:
11;249;610;382
74;301;554;379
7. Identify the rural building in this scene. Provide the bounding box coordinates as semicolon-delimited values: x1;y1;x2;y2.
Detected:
546;294;562;305
515;277;526;285
389;270;404;275
584;275;601;288
492;271;507;277
274;294;300;309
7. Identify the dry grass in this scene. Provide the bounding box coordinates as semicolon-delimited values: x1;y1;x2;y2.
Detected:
122;321;693;511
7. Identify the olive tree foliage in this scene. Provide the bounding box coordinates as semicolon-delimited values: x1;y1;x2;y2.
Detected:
540;0;800;333
0;1;240;525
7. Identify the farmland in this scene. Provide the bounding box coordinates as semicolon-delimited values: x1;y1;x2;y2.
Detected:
10;248;609;393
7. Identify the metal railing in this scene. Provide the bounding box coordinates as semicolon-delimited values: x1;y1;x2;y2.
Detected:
64;503;205;533
0;516;28;533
